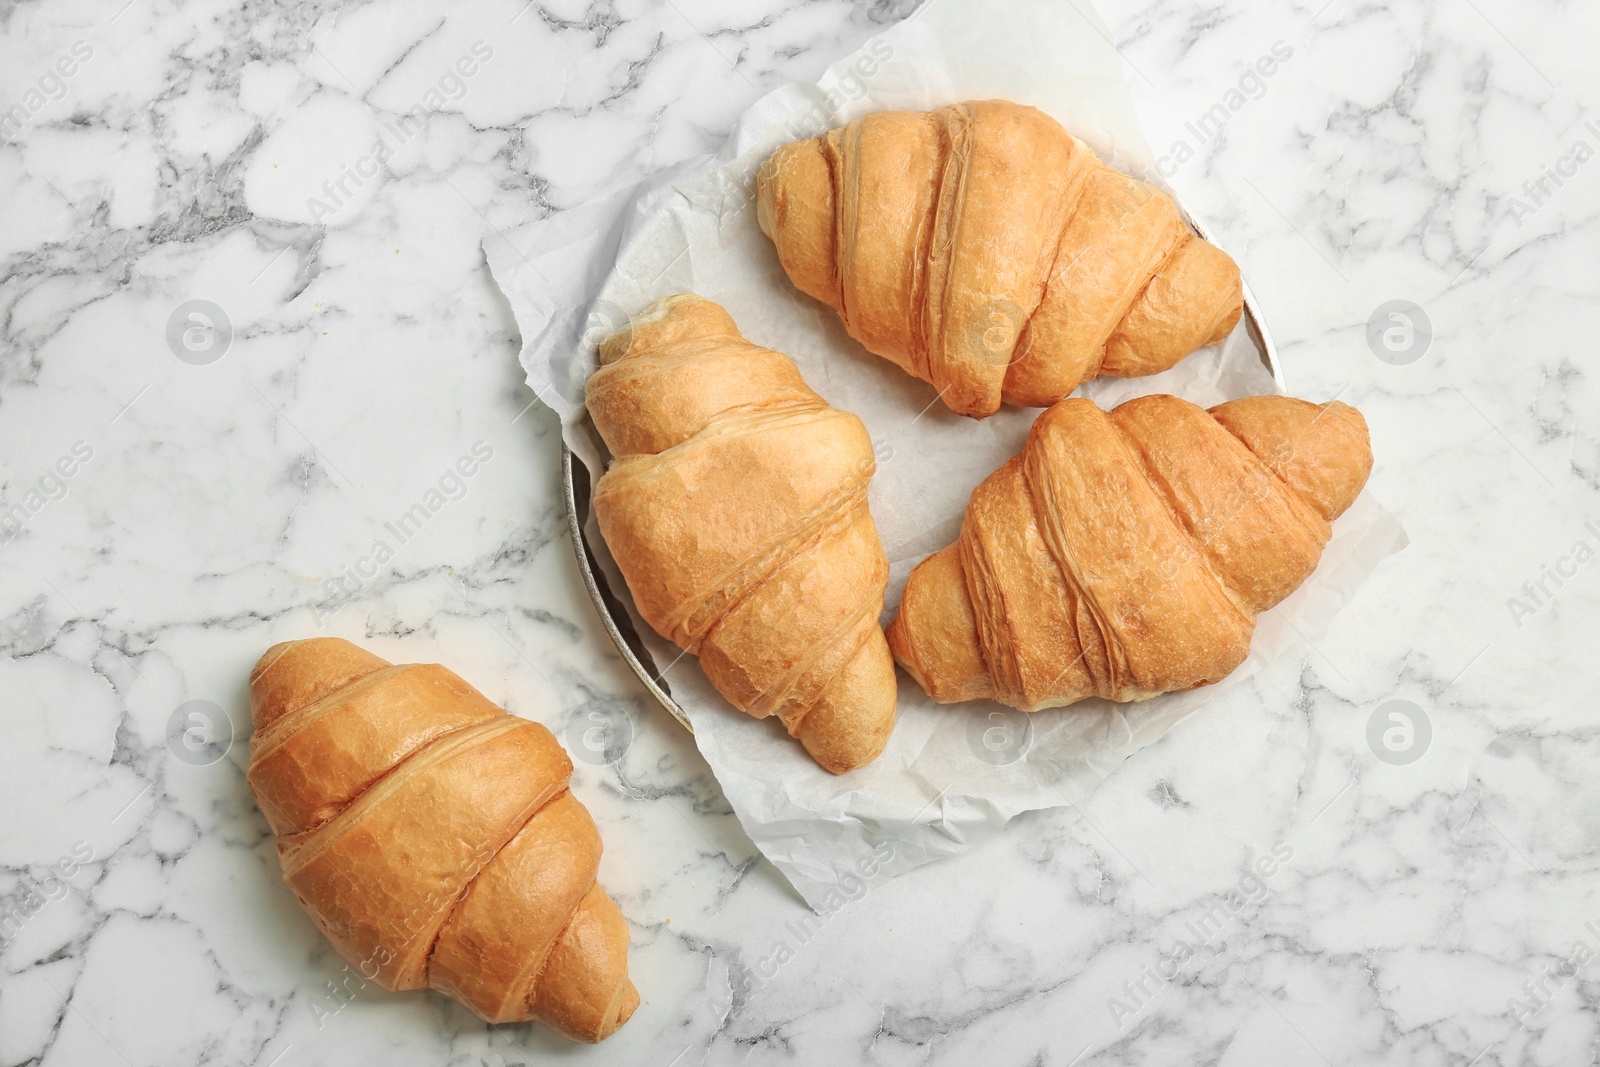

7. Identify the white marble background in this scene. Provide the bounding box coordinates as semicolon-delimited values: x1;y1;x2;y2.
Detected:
0;0;1595;1064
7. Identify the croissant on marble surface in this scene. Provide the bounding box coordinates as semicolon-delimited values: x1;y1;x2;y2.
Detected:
246;637;638;1043
886;394;1373;711
756;99;1243;419
586;294;897;774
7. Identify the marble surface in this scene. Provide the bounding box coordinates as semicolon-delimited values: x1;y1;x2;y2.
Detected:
0;0;1595;1064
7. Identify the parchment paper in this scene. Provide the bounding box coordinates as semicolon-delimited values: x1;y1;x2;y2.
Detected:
485;0;1408;910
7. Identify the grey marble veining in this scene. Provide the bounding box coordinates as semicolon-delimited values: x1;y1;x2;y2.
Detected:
0;0;1596;1064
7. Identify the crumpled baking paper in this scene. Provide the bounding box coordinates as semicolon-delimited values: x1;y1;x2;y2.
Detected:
485;0;1408;910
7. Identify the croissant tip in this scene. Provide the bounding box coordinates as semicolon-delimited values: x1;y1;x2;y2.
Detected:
596;979;641;1042
249;640;301;684
1324;397;1364;422
755;154;779;240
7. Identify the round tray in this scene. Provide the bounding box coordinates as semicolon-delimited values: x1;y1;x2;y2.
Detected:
562;206;1282;734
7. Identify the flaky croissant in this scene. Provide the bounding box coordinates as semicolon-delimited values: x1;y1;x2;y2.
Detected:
757;100;1244;419
246;638;638;1042
586;294;896;773
887;394;1372;710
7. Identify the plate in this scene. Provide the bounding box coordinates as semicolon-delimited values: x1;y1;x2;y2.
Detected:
560;203;1282;734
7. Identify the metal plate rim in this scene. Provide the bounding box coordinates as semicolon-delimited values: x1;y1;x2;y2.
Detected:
562;445;695;733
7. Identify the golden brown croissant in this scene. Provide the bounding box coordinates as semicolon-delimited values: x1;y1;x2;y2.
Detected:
886;394;1372;710
756;100;1244;418
246;637;638;1042
586;294;896;773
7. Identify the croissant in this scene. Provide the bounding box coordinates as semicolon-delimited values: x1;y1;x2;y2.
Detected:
886;394;1373;710
756;100;1244;419
586;294;896;773
246;638;638;1042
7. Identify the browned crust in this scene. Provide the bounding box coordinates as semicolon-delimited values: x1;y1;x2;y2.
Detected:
886;395;1372;710
585;294;898;773
246;637;638;1042
756;100;1245;418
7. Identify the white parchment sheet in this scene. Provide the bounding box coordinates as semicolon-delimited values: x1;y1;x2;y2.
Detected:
486;0;1408;909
